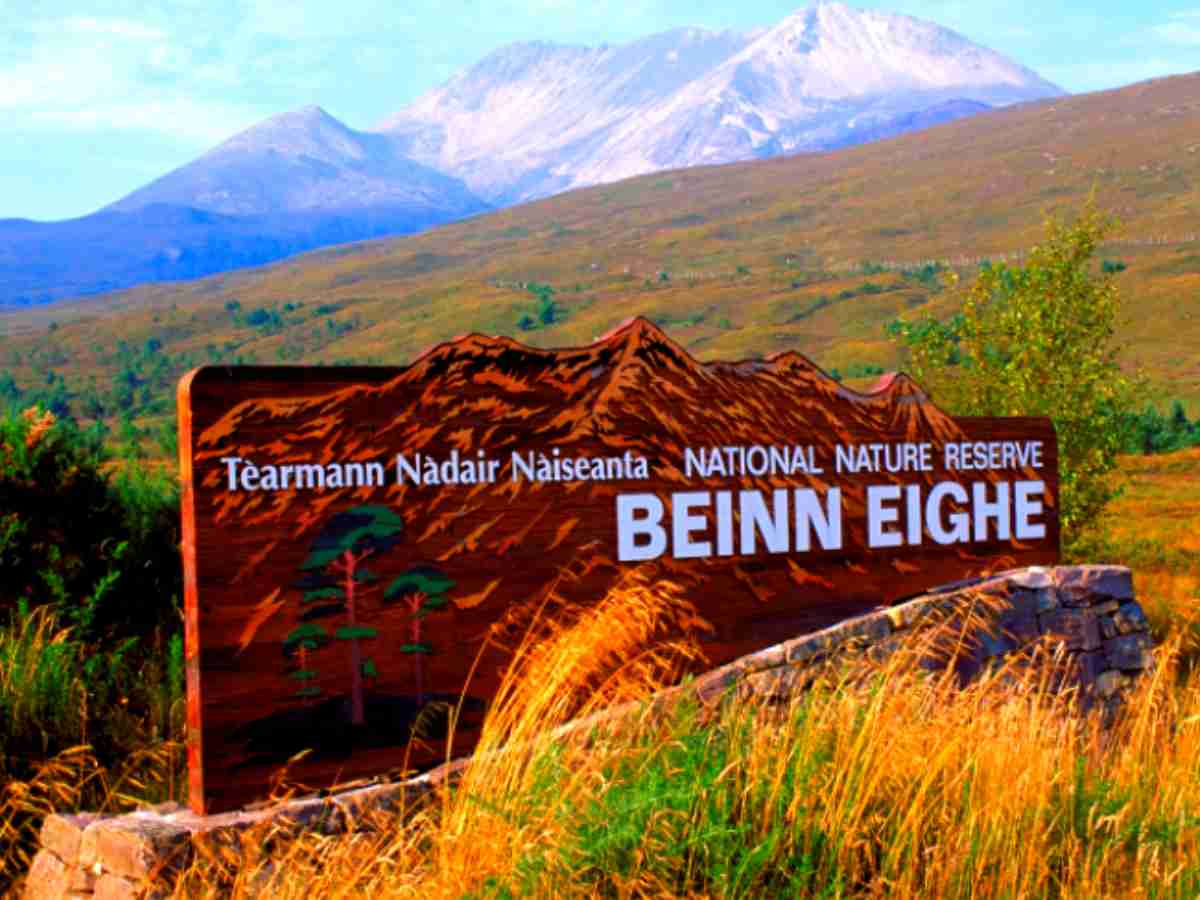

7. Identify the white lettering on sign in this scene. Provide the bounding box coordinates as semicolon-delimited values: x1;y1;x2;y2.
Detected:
615;488;845;562
943;441;1043;471
683;445;824;477
220;457;385;492
1015;480;1047;539
616;494;667;562
615;480;1049;561
835;442;933;474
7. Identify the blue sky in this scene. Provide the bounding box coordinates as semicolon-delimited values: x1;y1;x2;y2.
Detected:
3;0;1198;220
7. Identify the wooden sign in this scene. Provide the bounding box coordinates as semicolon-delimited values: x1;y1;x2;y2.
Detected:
179;318;1059;813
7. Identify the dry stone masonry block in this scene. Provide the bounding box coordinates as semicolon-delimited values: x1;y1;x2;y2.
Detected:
20;565;1156;900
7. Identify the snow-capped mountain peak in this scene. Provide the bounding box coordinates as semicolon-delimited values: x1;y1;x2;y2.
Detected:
375;2;1062;204
107;105;487;217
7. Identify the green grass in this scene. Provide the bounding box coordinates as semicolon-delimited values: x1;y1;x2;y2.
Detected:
0;601;185;889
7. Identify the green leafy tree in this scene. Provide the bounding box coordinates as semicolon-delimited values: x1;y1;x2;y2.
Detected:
887;201;1142;550
295;505;405;725
384;566;455;704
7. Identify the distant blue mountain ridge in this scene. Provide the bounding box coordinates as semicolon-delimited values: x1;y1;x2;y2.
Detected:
0;202;485;308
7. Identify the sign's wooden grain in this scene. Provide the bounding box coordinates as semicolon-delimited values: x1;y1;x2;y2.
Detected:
179;318;1059;813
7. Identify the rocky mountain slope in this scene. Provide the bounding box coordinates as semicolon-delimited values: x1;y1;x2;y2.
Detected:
378;1;1062;203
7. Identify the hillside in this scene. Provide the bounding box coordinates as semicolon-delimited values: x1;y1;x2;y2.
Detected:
0;71;1198;437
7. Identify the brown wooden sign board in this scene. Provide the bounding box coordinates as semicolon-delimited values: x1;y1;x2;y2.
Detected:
178;318;1059;813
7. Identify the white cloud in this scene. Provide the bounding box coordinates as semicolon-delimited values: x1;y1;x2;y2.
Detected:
1137;8;1200;46
1150;22;1200;46
0;7;274;144
60;16;167;41
1038;56;1195;93
28;98;262;142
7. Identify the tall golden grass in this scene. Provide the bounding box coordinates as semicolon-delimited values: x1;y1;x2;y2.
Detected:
169;560;1200;898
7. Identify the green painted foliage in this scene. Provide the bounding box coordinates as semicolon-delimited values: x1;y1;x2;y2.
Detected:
283;622;330;651
301;504;404;570
301;587;341;603
335;626;378;640
385;570;456;600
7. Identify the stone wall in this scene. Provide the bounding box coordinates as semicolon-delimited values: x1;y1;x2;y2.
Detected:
20;565;1155;900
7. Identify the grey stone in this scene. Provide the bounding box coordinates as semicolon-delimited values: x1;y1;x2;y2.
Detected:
885;598;932;630
999;611;1041;646
40;812;102;865
1095;670;1127;698
1072;650;1108;684
1039;608;1102;651
866;634;905;665
22;849;70;900
1113;602;1150;635
837;612;894;645
332;782;409;826
1036;588;1059;613
94;872;168;900
733;642;787;675
785;634;831;665
978;629;1017;658
1105;633;1155;670
741;665;805;702
1003;588;1042;618
693;665;741;705
80;817;191;880
1009;567;1054;590
1055;565;1134;607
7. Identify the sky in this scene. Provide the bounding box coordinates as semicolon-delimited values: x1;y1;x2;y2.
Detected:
3;0;1198;221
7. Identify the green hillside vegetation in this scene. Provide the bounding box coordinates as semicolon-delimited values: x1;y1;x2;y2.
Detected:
2;73;1200;452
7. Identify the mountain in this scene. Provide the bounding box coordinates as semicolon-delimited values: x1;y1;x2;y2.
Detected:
107;105;485;218
377;1;1063;204
5;69;1199;421
822;98;993;148
0;108;489;307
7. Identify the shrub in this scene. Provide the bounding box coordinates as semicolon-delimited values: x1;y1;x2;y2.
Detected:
0;406;181;642
887;200;1142;550
1123;400;1200;454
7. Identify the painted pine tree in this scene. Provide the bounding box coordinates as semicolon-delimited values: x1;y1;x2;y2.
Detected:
282;622;330;700
294;505;404;726
384;566;456;705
